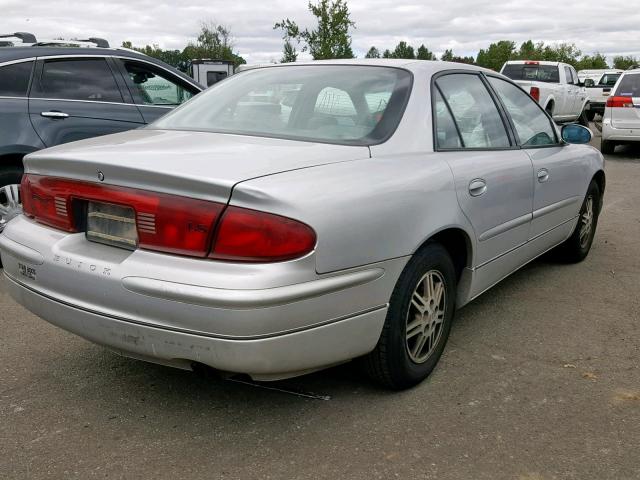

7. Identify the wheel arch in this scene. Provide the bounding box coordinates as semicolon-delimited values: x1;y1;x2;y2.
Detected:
544;97;555;114
592;169;606;211
414;226;474;282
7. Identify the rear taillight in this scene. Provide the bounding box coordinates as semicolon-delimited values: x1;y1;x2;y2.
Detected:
20;174;316;262
525;61;539;65
530;86;540;102
210;206;316;262
606;96;633;108
21;174;223;257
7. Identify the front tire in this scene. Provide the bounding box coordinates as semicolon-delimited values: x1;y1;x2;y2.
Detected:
554;180;600;263
364;243;456;389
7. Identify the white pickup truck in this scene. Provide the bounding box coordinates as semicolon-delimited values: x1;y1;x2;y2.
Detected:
582;70;624;120
501;60;589;125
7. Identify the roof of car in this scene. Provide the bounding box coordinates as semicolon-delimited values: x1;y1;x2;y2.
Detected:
238;58;489;76
0;46;202;88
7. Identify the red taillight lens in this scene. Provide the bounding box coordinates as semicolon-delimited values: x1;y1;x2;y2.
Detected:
530;86;540;102
606;96;633;108
525;61;539;65
21;174;224;257
210;206;316;262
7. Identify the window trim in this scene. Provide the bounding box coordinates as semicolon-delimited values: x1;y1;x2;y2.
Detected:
483;72;562;149
31;56;125;104
430;69;518;152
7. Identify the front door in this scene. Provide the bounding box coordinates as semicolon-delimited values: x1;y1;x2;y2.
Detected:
28;57;144;147
486;75;587;251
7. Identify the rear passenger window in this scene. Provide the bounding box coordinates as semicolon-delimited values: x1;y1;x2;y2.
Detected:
0;61;33;96
38;59;123;102
435;74;510;149
434;89;461;149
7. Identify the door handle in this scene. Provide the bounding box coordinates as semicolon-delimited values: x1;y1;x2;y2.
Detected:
41;111;69;119
468;179;487;197
537;168;549;183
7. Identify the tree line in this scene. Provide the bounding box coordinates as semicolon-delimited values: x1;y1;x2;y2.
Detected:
123;0;638;72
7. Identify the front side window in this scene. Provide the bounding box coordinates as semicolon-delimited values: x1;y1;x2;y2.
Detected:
488;77;558;147
38;59;123;102
435;74;510;149
564;66;574;85
123;61;194;106
152;66;412;146
0;61;33;96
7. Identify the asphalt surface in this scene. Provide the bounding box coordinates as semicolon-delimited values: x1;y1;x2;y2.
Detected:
1;133;639;480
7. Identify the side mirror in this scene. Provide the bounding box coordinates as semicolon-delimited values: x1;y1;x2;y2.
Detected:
584;78;595;87
561;124;592;144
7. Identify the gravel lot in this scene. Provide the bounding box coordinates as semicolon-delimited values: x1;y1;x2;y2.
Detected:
1;135;639;479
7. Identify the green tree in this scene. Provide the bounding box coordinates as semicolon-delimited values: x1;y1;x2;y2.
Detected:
575;53;609;70
476;40;516;71
541;42;582;66
365;46;380;58
416;44;435;60
382;49;392;58
440;49;454;62
281;40;298;63
390;41;415;59
274;0;355;60
516;40;545;60
183;21;246;67
613;55;639;70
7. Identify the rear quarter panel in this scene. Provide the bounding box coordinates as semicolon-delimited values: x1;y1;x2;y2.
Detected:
230;153;474;274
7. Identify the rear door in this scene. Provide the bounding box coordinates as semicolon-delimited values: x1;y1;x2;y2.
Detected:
610;73;640;130
433;72;534;267
28;57;144;147
112;58;199;123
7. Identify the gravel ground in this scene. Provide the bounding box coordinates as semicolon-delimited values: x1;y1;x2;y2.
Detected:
1;135;639;479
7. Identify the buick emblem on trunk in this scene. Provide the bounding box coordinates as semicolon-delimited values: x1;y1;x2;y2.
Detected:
97;170;105;181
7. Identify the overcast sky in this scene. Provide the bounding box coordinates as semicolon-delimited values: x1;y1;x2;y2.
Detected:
3;0;639;64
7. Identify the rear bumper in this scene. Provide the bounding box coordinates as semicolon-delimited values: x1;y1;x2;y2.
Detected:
601;120;640;142
0;216;405;379
5;274;387;380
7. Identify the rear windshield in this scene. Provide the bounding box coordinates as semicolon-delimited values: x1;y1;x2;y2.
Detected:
614;74;640;97
502;64;560;83
151;65;412;146
598;73;621;86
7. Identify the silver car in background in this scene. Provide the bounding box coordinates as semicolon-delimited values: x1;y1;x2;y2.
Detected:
601;68;640;154
0;60;604;389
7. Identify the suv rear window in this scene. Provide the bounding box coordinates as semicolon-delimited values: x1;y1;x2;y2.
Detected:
0;61;33;96
615;74;640;97
502;64;560;83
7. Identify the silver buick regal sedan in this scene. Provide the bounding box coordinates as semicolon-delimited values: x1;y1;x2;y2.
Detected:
0;59;604;389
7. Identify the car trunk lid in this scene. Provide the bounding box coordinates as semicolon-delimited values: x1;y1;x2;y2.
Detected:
23;128;371;204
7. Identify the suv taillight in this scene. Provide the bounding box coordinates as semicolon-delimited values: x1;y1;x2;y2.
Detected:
530;86;540;102
20;174;316;262
606;96;633;108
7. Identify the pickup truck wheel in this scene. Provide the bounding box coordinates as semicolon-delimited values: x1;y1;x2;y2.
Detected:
601;139;616;155
363;243;456;390
577;108;590;127
0;166;23;189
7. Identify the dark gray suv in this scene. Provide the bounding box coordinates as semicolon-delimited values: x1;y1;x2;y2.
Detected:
0;43;203;187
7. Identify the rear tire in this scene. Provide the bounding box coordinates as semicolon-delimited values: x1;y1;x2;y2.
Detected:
553;180;600;263
601;139;615;155
364;243;456;390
